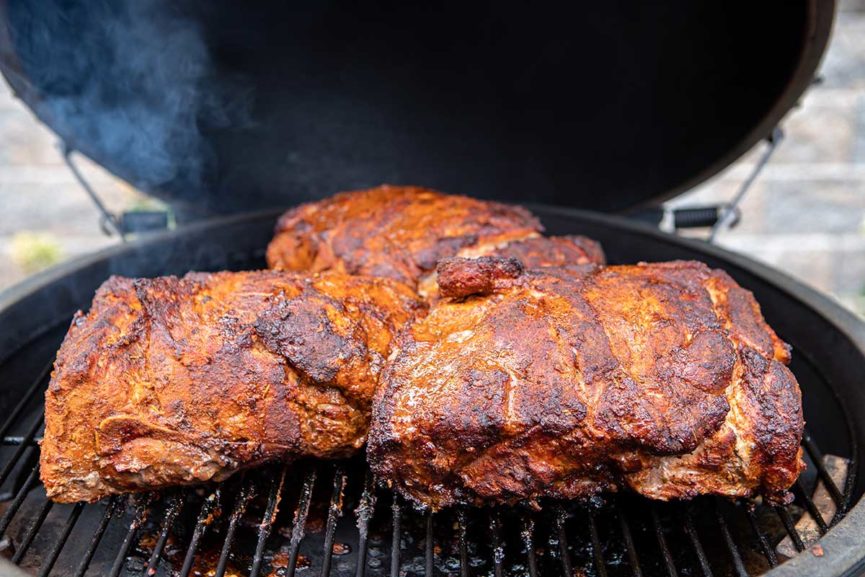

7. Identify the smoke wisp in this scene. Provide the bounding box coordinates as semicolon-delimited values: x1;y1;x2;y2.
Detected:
8;0;252;204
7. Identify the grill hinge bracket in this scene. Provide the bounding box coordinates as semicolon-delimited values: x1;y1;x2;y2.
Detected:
58;141;127;242
708;126;784;243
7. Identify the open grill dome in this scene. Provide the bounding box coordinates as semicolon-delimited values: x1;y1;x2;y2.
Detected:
0;208;862;577
0;0;834;219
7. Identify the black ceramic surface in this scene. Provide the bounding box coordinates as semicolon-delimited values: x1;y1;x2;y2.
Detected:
0;1;834;219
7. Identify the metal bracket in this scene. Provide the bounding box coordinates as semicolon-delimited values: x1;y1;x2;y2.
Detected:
58;142;126;242
708;126;784;243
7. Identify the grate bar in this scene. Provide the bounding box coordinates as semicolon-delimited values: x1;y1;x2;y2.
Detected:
425;510;436;577
320;467;346;577
1;436;42;446
458;510;470;577
37;502;84;577
146;494;184;576
109;499;150;577
586;509;608;577
521;515;538;577
794;480;830;534
0;464;40;536
354;471;376;577
775;506;805;553
650;505;678;577
715;505;749;577
0;440;849;577
11;499;53;564
682;508;712;577
390;498;401;577
4;451;38;501
286;469;317;577
74;498;118;577
489;510;504;577
742;503;778;568
178;488;222;577
0;361;52;441
215;481;255;577
251;466;288;577
615;502;643;577
0;414;43;487
554;506;574;577
801;432;846;510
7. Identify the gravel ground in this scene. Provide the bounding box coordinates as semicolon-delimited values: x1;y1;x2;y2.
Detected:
1;8;864;318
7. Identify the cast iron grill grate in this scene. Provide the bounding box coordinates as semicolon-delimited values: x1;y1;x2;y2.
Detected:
0;334;856;577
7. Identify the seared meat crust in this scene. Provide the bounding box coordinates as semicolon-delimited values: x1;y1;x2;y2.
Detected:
419;235;605;299
41;271;422;503
458;235;605;268
266;185;604;289
369;259;804;509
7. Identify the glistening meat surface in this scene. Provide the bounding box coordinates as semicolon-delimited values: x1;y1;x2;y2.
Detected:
266;185;604;293
369;258;804;509
41;270;422;503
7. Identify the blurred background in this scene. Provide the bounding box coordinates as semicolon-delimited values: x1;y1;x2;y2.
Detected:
1;2;864;316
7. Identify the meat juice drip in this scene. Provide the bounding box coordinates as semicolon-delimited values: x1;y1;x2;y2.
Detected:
332;542;351;555
267;550;310;577
187;549;244;577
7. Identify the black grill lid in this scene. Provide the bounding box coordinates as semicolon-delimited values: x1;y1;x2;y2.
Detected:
0;0;834;218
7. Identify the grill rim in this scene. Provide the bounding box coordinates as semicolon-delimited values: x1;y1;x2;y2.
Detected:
1;205;864;577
